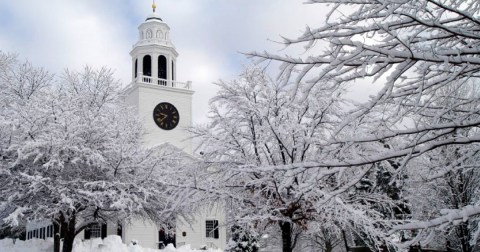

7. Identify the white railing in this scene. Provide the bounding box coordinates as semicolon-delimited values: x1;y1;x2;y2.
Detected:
142;75;153;83
136;74;191;90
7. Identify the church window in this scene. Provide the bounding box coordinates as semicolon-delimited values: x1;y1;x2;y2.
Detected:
158;55;167;79
84;223;107;240
134;59;138;78
143;55;152;77
171;61;175;81
90;223;101;238
156;30;163;39
205;220;219;239
146;29;153;39
49;225;54;237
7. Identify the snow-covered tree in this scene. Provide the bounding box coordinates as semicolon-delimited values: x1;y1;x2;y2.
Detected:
225;224;260;252
192;67;403;252
295;224;343;252
405;81;480;251
0;53;189;252
250;0;480;246
407;157;480;251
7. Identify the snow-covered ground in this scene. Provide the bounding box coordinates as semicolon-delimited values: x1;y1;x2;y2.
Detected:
0;236;222;252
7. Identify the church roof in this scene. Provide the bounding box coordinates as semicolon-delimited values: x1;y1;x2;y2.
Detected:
146;13;163;22
146;2;163;22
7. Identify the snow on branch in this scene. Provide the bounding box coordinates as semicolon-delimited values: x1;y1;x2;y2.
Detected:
393;205;480;231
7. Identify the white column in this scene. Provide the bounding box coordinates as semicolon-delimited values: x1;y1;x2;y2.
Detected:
152;53;159;84
138;54;144;83
172;60;176;81
132;58;136;82
167;54;172;87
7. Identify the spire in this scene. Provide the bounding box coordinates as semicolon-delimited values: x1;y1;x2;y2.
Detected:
152;0;157;13
146;0;162;22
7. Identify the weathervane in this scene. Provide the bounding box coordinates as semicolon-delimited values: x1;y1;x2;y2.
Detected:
152;0;157;13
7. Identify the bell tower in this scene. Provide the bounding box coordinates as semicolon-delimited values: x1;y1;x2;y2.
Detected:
125;3;194;154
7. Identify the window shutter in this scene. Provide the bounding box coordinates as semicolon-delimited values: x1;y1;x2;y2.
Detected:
84;227;91;240
101;223;107;239
213;220;219;239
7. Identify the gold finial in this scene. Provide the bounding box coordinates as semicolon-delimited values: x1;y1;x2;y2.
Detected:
152;0;157;13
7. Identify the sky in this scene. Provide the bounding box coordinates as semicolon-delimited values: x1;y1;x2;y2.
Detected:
0;0;342;124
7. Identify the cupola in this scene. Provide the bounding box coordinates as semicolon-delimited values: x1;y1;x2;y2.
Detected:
129;3;191;90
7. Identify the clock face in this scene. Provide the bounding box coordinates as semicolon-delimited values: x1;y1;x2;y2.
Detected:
153;102;180;130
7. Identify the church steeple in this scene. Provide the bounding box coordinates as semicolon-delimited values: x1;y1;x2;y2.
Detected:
129;4;191;90
123;5;224;250
125;4;193;153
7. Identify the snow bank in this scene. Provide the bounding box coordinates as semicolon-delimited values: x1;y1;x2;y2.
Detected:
0;236;223;252
0;238;53;252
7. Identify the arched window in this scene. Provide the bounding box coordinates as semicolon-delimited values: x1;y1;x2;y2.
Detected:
134;59;138;78
143;55;152;77
156;30;163;39
158;55;167;79
171;61;175;81
146;29;153;39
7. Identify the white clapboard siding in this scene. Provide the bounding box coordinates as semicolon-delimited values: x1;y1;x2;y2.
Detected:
123;219;158;249
176;204;226;250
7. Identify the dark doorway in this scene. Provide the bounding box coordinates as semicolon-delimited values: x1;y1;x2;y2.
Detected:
117;223;122;238
158;229;176;249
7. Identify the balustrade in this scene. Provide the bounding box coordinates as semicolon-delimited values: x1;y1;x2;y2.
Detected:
135;74;191;90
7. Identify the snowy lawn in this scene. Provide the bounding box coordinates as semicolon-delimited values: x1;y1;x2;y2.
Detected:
0;236;222;252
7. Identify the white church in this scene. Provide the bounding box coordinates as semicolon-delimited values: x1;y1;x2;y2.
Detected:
26;4;227;250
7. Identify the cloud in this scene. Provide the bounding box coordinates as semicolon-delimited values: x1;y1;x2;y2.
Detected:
0;1;131;79
0;0;331;124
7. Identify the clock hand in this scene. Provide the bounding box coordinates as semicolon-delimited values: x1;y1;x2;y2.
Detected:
158;113;168;122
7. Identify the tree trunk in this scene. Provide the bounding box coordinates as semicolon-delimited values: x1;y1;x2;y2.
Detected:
61;214;77;252
53;222;60;252
325;240;333;252
279;221;293;252
458;222;472;252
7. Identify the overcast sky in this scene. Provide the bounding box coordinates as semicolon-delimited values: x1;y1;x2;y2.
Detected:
0;0;330;124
